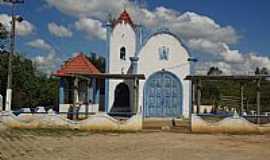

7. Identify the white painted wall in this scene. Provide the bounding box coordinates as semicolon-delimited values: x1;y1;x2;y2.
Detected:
108;22;136;112
138;33;191;118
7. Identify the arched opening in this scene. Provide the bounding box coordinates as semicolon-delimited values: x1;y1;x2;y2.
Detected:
111;83;130;113
120;47;126;60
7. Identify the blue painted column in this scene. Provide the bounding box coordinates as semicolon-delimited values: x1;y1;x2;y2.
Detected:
95;79;100;105
59;78;65;104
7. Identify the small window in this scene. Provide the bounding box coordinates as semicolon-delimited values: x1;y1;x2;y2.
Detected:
159;46;169;60
120;47;126;60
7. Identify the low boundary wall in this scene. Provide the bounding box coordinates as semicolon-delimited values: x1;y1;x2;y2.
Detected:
192;114;270;134
0;111;143;132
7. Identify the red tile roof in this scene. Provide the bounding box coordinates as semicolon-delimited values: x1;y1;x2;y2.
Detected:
54;53;101;77
112;10;134;29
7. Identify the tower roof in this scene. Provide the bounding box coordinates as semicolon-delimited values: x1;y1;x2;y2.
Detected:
112;10;134;29
54;53;101;77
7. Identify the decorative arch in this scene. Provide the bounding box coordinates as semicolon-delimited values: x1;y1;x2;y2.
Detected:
143;70;183;117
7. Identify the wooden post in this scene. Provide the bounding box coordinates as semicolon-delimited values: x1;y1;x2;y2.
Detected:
256;79;261;124
85;80;90;118
240;83;244;116
133;78;139;114
246;98;249;113
196;80;201;114
189;80;195;114
73;77;79;120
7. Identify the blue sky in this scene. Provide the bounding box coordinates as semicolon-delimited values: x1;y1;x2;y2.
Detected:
148;0;270;54
0;0;270;74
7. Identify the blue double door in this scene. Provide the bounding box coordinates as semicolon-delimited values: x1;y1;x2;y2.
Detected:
144;71;182;117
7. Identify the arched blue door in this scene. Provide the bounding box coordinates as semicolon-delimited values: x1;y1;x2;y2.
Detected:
144;71;182;117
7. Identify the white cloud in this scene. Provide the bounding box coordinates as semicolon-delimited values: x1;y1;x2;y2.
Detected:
44;0;270;75
45;0;129;20
27;39;52;50
188;39;244;63
45;0;239;44
0;14;34;36
195;61;233;75
48;22;72;37
32;52;60;75
75;17;106;40
27;38;60;74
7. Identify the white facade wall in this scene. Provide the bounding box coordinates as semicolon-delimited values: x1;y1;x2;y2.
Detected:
107;22;136;112
137;34;191;118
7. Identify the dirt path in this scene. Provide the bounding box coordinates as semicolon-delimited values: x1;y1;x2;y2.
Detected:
0;129;270;160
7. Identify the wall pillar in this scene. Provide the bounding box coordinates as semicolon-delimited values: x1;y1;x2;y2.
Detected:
105;22;112;113
130;57;139;114
130;57;139;74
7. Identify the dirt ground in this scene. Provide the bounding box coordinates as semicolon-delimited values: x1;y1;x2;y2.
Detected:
0;128;270;160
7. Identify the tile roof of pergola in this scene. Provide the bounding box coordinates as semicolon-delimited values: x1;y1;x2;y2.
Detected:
53;53;145;80
54;53;101;77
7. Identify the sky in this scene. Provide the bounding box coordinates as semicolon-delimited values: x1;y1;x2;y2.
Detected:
0;0;270;75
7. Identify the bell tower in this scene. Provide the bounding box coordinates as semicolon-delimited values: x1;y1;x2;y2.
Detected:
107;10;137;74
105;10;138;112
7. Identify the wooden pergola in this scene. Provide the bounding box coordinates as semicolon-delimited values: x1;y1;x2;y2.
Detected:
185;75;270;122
53;53;145;119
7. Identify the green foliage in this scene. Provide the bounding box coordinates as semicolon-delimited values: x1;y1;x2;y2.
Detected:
201;80;270;112
0;23;9;52
0;53;58;110
207;67;223;76
255;67;268;75
87;53;105;73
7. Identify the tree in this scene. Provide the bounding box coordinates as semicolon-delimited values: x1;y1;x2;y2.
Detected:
0;53;58;110
255;67;260;75
261;67;268;75
255;67;268;75
0;23;9;53
207;67;223;76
